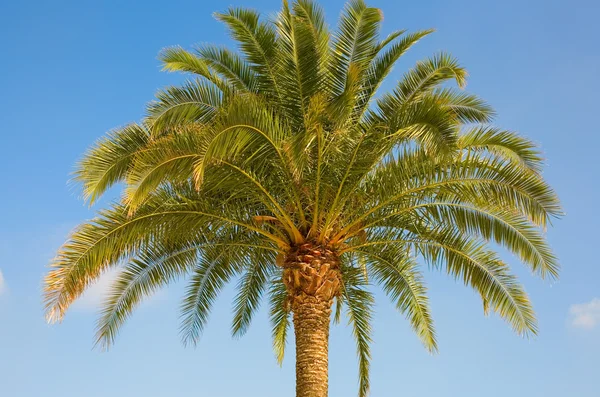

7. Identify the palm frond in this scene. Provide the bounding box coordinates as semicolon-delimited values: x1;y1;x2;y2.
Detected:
415;202;559;278
95;241;200;350
269;277;291;365
354;29;435;119
180;248;240;346
341;263;374;397
44;202;159;323
146;79;223;134
330;0;382;96
232;248;276;337
159;46;224;89
355;246;437;352
338;149;561;242
429;88;495;124
275;0;329;123
376;52;467;119
124;128;204;210
459;126;544;172
195;44;258;92
215;7;281;100
73;123;149;205
401;229;537;336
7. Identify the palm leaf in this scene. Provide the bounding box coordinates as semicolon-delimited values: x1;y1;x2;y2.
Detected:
232;248;276;337
73;123;149;205
146;79;223;134
357;246;437;352
269;277;291;365
195;44;258;92
341;263;374;397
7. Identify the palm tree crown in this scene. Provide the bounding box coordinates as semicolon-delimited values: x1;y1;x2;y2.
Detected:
44;1;561;396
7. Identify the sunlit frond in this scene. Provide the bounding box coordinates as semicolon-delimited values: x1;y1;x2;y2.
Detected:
96;241;200;350
429;88;495;124
416;202;559;278
195;44;258;92
180;247;240;346
376;52;467;120
353;246;438;352
419;231;538;336
354;29;434;119
276;0;329;123
146;79;224;134
269;277;291;365
459;126;544;172
329;0;383;123
330;0;382;95
159;46;224;88
341;263;374;397
232;248;277;337
215;7;281;100
73;123;149;205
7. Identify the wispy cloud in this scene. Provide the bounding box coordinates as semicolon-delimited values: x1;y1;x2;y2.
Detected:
72;268;166;312
569;298;600;330
0;269;6;295
72;269;119;311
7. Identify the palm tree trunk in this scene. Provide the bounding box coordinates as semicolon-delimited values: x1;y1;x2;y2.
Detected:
283;243;341;397
293;294;332;397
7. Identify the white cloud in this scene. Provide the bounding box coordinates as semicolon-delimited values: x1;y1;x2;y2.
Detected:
569;298;600;330
73;269;120;311
72;268;165;312
0;269;6;295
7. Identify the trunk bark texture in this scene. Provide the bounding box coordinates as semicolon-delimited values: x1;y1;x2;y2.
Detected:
283;243;341;397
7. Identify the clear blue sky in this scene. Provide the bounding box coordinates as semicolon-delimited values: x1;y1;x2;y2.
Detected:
1;0;598;396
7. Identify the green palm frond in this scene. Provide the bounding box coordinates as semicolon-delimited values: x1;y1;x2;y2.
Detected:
96;240;200;350
421;232;537;336
215;7;281;100
429;88;495;124
124;128;205;210
45;202;160;323
195;45;258;92
386;96;460;154
459;126;544;172
232;248;277;337
341;264;374;397
146;79;224;134
376;29;407;51
333;295;343;325
353;246;437;352
330;0;382;94
339;149;560;241
159;46;223;87
292;0;330;68
354;29;435;119
376;52;467;119
276;0;329;123
269;277;291;365
415;202;559;278
329;1;383;123
73;123;149;205
398;51;467;99
180;248;238;346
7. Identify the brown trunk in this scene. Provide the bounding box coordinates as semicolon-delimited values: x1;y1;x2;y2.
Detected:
283;244;341;397
293;294;331;397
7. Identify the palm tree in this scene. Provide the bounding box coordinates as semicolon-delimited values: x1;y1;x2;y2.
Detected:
43;1;561;396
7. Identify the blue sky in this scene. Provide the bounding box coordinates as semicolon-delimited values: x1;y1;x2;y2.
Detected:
1;0;599;395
